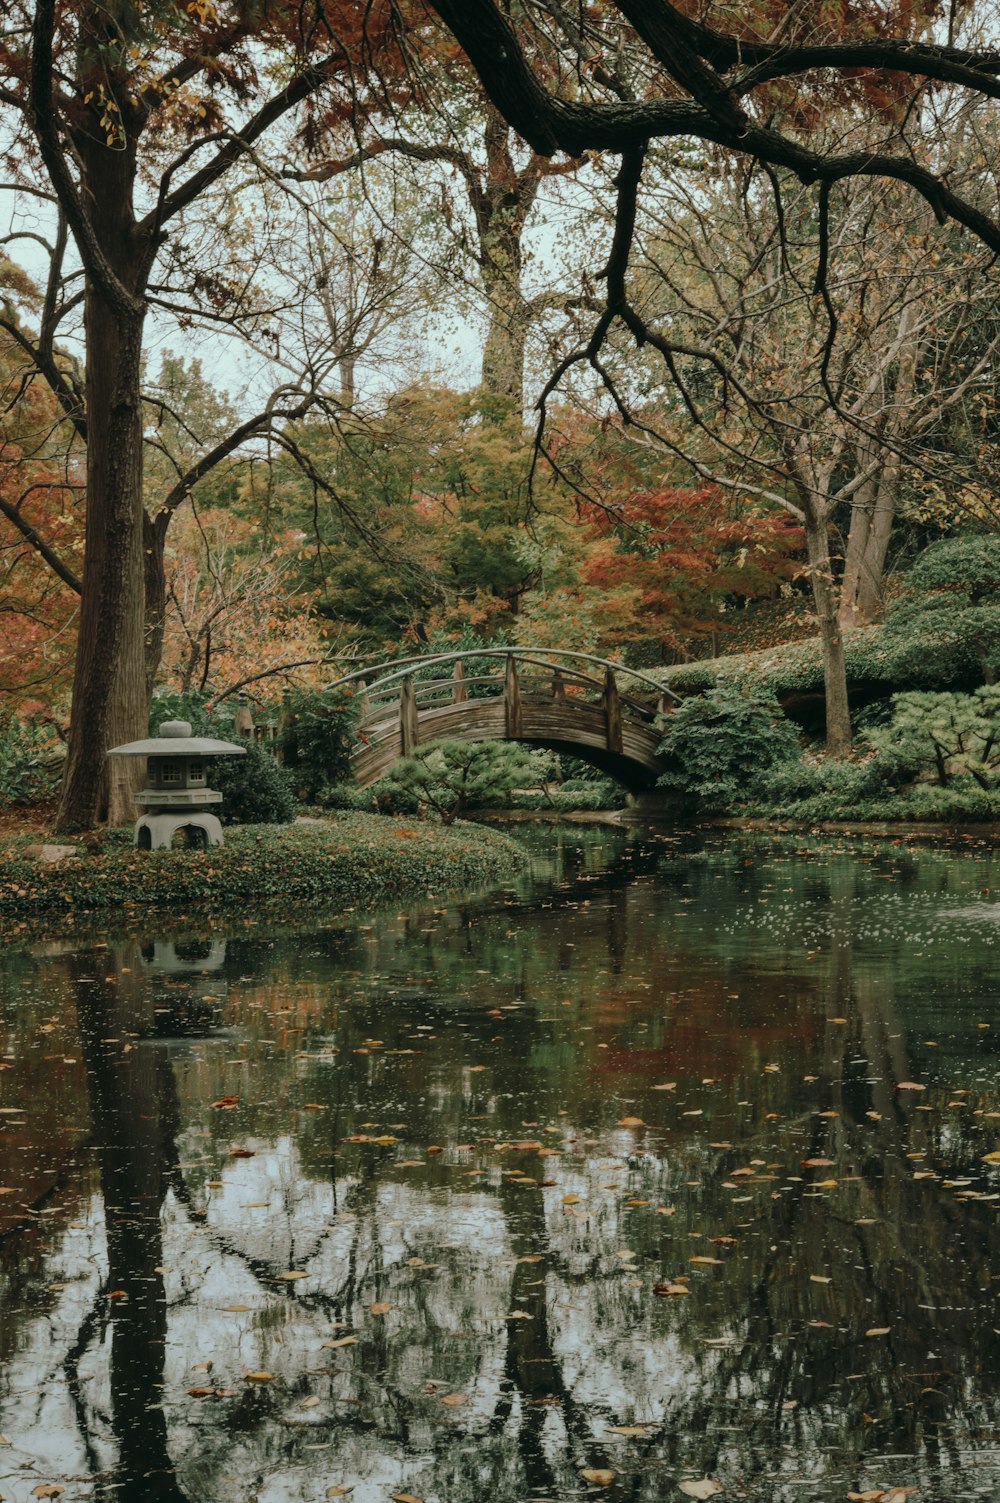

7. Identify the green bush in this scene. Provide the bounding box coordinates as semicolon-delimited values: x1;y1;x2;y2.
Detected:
0;715;61;807
372;739;547;824
656;681;801;810
279;686;358;799
212;740;297;825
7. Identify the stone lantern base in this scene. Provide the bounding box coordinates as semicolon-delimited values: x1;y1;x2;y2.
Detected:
135;811;225;851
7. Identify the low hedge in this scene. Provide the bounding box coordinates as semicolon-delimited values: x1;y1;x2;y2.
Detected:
0;815;529;920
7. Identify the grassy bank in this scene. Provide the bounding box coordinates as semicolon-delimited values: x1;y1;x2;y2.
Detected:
0;814;529;923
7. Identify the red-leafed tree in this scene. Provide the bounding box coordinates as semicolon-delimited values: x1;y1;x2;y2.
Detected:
0;1;408;829
579;484;802;658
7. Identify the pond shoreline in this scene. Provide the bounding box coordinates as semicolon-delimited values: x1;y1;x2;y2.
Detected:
475;806;1000;843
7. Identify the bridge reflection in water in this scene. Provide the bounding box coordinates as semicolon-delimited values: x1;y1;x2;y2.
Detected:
327;648;678;790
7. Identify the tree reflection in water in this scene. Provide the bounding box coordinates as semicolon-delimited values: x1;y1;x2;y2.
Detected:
2;830;1000;1500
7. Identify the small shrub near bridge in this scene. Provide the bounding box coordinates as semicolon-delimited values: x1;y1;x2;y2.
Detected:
371;739;555;825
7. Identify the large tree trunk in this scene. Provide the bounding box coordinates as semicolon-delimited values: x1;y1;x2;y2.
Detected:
55;148;152;832
143;510;170;698
804;506;852;756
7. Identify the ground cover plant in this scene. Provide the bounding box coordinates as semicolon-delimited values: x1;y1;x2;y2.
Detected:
0;815;528;920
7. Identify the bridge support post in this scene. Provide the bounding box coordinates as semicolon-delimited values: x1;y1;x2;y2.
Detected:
504;655;522;737
399;675;418;757
551;667;566;700
604;667;623;754
452;660;468;703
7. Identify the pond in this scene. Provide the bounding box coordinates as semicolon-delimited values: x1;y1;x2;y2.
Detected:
3;825;1000;1503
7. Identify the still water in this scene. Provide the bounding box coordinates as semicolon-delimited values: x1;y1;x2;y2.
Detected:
2;825;1000;1503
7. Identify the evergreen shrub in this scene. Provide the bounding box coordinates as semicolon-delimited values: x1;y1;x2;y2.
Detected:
656;681;800;809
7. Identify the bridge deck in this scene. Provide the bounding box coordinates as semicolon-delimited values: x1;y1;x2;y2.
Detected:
353;693;663;790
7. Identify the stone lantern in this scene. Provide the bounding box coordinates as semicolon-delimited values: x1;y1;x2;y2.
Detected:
107;719;247;850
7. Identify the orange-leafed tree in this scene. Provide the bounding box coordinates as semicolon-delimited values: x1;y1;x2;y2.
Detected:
0;281;81;705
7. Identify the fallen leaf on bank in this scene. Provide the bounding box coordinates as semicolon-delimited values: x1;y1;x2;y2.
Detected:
370;1302;391;1316
323;1336;358;1349
581;1469;615;1486
679;1480;723;1499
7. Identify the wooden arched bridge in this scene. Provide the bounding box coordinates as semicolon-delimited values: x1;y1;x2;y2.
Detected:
327;650;678;791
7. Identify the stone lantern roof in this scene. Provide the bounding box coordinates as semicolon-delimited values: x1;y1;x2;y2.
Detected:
106;719;247;758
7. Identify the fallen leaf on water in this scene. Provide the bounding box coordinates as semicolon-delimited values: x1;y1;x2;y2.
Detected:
281;1270;308;1280
653;1282;690;1296
212;1096;239;1109
302;1396;320;1408
391;1493;423;1502
440;1392;468;1405
618;1116;644;1127
562;1193;583;1205
187;1388;216;1398
896;1082;926;1092
689;1256;724;1265
221;1304;250;1312
370;1302;391;1316
323;1336;358;1349
679;1480;723;1499
425;1145;443;1155
606;1424;652;1435
652;1082;677;1091
506;1309;532;1320
31;1488;65;1499
865;1327;891;1337
326;1488;354;1497
847;1492;884;1501
581;1469;616;1486
814;1178;840;1189
802;1158;835;1168
244;1371;274;1383
229;1147;255;1158
982;1151;1000;1164
810;1276;832;1285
